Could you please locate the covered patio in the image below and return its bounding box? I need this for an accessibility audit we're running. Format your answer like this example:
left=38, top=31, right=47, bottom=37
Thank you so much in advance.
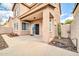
left=20, top=4, right=58, bottom=43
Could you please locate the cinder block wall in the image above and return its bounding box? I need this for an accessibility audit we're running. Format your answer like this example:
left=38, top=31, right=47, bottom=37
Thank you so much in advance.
left=61, top=24, right=70, bottom=38
left=0, top=26, right=12, bottom=34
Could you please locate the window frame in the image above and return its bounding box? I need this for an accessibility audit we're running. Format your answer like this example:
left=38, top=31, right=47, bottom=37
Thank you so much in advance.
left=22, top=22, right=29, bottom=30
left=14, top=22, right=18, bottom=30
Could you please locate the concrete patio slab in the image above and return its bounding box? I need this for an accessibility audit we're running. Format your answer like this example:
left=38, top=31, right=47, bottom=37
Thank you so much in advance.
left=1, top=35, right=42, bottom=47
left=0, top=35, right=79, bottom=56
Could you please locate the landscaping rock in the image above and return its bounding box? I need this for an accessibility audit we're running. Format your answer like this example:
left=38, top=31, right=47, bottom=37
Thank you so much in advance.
left=0, top=35, right=8, bottom=50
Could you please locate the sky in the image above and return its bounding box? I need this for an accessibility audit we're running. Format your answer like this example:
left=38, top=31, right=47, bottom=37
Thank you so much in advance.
left=0, top=3, right=75, bottom=25
left=60, top=3, right=75, bottom=23
left=0, top=3, right=13, bottom=25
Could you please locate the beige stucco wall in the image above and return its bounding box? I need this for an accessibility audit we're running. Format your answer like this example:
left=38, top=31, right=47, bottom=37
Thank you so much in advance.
left=12, top=18, right=30, bottom=35
left=12, top=17, right=22, bottom=35
left=73, top=5, right=79, bottom=17
left=53, top=3, right=60, bottom=24
left=12, top=3, right=60, bottom=43
left=61, top=24, right=70, bottom=38
left=71, top=4, right=79, bottom=52
left=42, top=6, right=58, bottom=43
left=13, top=19, right=42, bottom=36
left=48, top=17, right=56, bottom=42
left=13, top=4, right=20, bottom=17
left=12, top=4, right=30, bottom=35
left=19, top=4, right=30, bottom=16
left=71, top=13, right=79, bottom=46
left=47, top=4, right=60, bottom=42
left=13, top=3, right=30, bottom=17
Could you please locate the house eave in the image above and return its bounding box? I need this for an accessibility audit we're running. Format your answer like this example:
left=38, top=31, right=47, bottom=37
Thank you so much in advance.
left=21, top=3, right=37, bottom=9
left=19, top=4, right=56, bottom=19
left=72, top=3, right=79, bottom=13
left=12, top=3, right=16, bottom=11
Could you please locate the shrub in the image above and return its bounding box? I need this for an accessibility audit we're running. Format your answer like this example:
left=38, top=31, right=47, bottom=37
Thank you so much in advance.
left=57, top=23, right=61, bottom=38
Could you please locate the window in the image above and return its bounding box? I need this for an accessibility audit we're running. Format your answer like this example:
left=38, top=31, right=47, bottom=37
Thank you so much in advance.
left=49, top=20, right=52, bottom=31
left=22, top=23, right=29, bottom=30
left=15, top=9, right=18, bottom=16
left=15, top=7, right=19, bottom=17
left=14, top=22, right=18, bottom=30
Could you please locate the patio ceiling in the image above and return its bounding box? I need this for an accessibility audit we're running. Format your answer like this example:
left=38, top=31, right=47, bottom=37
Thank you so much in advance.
left=21, top=10, right=43, bottom=21
left=21, top=10, right=55, bottom=22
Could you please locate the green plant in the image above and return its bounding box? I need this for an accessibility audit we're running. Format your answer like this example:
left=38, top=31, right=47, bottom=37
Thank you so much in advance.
left=64, top=19, right=73, bottom=24
left=57, top=23, right=61, bottom=38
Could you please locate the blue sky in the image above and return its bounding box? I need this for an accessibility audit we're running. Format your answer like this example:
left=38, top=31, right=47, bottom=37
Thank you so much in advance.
left=61, top=3, right=75, bottom=23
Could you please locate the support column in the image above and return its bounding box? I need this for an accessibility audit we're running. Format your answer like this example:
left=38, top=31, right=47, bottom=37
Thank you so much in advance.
left=42, top=8, right=50, bottom=43
left=49, top=17, right=56, bottom=42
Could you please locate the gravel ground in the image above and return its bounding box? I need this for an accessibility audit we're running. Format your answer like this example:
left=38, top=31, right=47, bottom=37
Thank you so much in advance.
left=49, top=38, right=77, bottom=52
left=0, top=35, right=8, bottom=50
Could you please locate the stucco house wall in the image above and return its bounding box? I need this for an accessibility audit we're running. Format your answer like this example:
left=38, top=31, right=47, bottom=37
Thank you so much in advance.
left=12, top=17, right=21, bottom=35
left=53, top=3, right=60, bottom=24
left=71, top=4, right=79, bottom=52
left=12, top=18, right=30, bottom=35
left=12, top=4, right=30, bottom=35
left=10, top=3, right=61, bottom=43
left=19, top=4, right=30, bottom=16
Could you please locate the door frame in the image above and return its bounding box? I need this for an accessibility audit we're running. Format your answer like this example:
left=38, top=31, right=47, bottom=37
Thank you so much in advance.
left=32, top=24, right=39, bottom=35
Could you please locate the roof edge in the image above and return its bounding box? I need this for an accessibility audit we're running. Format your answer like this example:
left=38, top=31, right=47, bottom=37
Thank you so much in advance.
left=12, top=3, right=16, bottom=11
left=72, top=3, right=79, bottom=13
left=59, top=3, right=61, bottom=14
